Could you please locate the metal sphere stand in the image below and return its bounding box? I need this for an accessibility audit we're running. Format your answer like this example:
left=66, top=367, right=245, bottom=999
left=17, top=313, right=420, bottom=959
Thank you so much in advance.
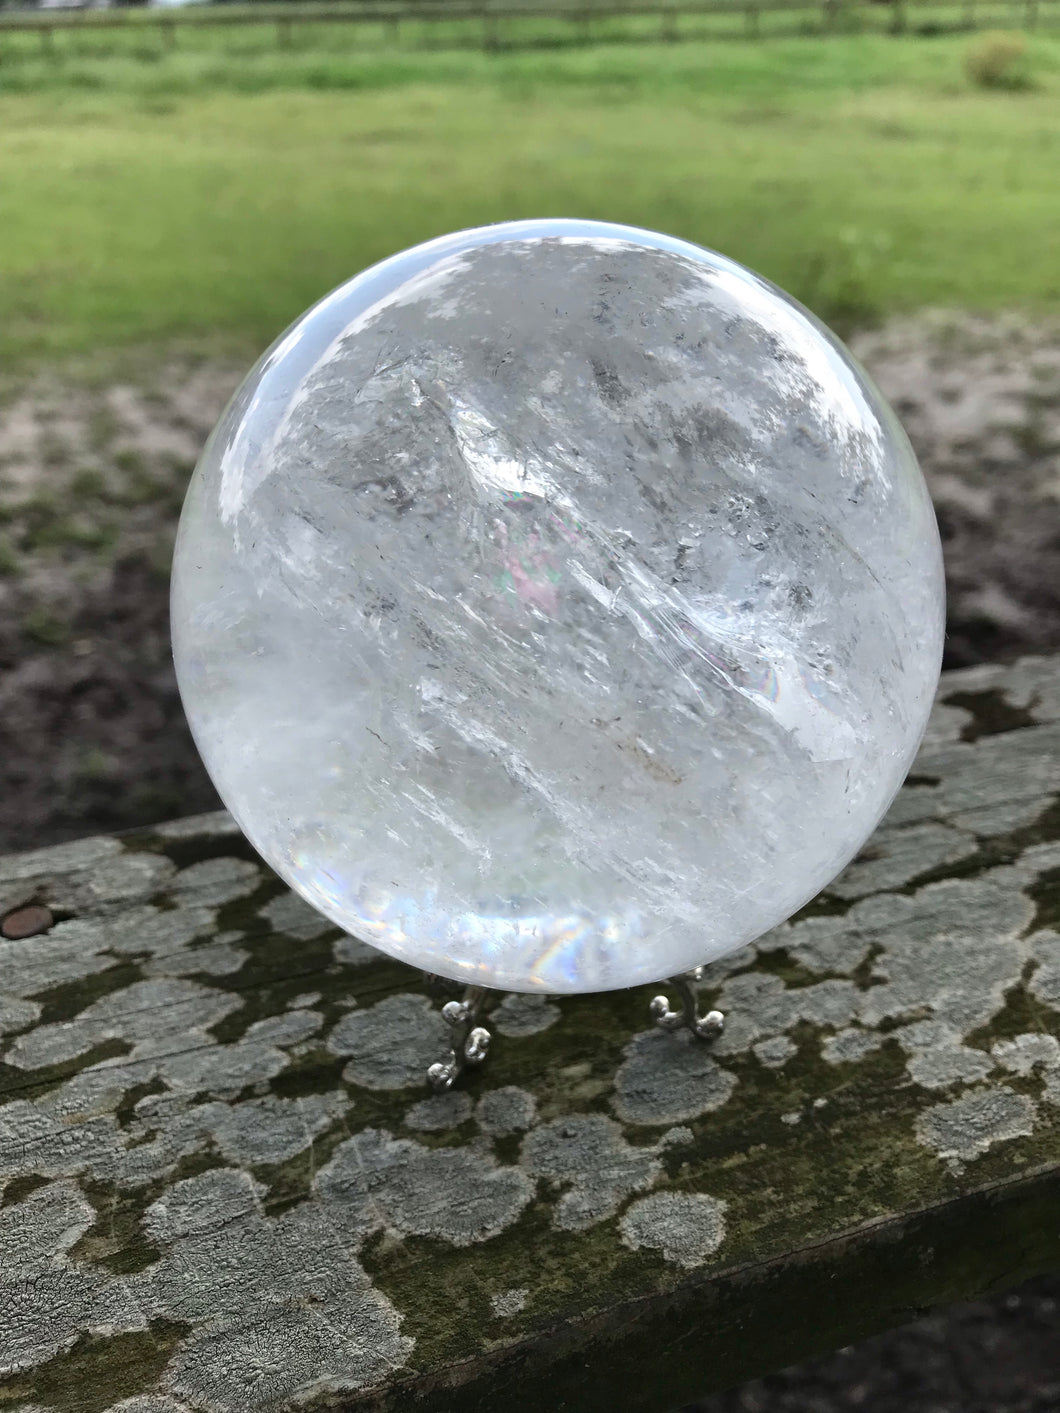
left=422, top=967, right=725, bottom=1091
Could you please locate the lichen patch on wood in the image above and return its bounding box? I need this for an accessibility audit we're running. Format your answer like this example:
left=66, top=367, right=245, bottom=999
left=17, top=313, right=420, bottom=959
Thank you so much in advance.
left=619, top=1191, right=728, bottom=1269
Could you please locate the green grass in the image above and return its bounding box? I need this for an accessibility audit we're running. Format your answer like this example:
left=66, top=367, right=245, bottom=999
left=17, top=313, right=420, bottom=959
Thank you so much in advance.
left=1, top=28, right=1060, bottom=370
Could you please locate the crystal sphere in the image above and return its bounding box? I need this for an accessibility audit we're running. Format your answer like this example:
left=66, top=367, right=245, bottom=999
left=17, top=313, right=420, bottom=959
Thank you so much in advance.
left=171, top=219, right=944, bottom=994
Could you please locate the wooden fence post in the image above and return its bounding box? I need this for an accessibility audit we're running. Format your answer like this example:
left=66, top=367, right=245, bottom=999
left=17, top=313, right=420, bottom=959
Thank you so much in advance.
left=481, top=4, right=499, bottom=50
left=11, top=0, right=1024, bottom=64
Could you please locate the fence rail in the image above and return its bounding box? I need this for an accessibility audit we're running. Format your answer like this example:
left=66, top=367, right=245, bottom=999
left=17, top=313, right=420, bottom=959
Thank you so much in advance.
left=0, top=0, right=1056, bottom=51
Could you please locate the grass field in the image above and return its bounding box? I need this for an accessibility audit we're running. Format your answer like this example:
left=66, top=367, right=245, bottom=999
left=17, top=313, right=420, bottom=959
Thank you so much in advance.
left=2, top=29, right=1060, bottom=371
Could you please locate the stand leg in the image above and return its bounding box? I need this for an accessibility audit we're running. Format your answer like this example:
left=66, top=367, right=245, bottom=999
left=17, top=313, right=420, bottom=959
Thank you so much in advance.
left=423, top=976, right=492, bottom=1090
left=420, top=966, right=720, bottom=1089
left=649, top=967, right=725, bottom=1041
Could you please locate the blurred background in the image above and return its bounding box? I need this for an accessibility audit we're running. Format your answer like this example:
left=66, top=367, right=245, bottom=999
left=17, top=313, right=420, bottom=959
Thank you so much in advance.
left=0, top=0, right=1057, bottom=1404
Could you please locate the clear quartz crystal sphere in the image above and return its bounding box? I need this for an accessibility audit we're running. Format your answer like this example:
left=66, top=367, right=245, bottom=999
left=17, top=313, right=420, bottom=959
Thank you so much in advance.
left=172, top=219, right=944, bottom=994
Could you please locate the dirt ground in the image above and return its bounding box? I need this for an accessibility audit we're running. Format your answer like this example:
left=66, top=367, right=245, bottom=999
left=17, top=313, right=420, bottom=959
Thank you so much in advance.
left=0, top=355, right=239, bottom=850
left=689, top=1273, right=1060, bottom=1413
left=1, top=313, right=1058, bottom=1408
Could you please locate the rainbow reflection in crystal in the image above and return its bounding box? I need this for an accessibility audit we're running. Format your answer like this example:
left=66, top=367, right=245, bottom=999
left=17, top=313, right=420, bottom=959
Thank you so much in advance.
left=171, top=219, right=945, bottom=993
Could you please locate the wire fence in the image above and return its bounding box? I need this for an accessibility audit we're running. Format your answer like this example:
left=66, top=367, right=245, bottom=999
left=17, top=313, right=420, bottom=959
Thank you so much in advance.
left=0, top=0, right=1056, bottom=56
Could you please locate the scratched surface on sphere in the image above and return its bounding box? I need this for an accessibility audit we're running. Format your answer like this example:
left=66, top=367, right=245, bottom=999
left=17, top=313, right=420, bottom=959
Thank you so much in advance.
left=171, top=220, right=944, bottom=993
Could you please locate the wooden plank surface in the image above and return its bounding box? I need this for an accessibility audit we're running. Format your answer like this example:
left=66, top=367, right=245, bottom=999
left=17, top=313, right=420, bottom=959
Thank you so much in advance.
left=1, top=653, right=1059, bottom=1413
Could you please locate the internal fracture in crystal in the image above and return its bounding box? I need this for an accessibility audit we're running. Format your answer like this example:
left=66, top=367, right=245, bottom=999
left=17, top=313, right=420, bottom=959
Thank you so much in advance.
left=171, top=219, right=945, bottom=993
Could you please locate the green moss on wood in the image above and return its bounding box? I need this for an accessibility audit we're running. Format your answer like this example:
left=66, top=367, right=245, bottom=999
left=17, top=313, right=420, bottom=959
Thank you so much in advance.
left=1, top=1172, right=51, bottom=1208
left=0, top=1038, right=130, bottom=1107
left=69, top=1179, right=163, bottom=1276
left=1028, top=859, right=1060, bottom=933
left=944, top=686, right=1039, bottom=742
left=0, top=1324, right=188, bottom=1413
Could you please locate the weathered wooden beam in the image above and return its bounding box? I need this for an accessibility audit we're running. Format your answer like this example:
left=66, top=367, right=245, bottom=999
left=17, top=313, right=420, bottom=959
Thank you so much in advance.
left=1, top=654, right=1058, bottom=1413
